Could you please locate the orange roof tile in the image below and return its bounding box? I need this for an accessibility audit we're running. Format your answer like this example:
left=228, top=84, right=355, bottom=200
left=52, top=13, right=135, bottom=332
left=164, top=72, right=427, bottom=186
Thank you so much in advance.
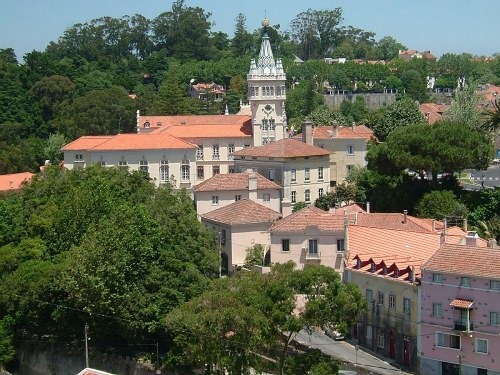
left=419, top=103, right=449, bottom=125
left=449, top=298, right=474, bottom=309
left=233, top=138, right=330, bottom=158
left=312, top=126, right=364, bottom=140
left=329, top=203, right=366, bottom=214
left=62, top=136, right=113, bottom=151
left=155, top=123, right=252, bottom=139
left=193, top=171, right=280, bottom=192
left=139, top=115, right=251, bottom=128
left=348, top=226, right=473, bottom=280
left=422, top=243, right=500, bottom=279
left=201, top=199, right=281, bottom=225
left=0, top=172, right=34, bottom=191
left=62, top=134, right=197, bottom=152
left=270, top=206, right=345, bottom=232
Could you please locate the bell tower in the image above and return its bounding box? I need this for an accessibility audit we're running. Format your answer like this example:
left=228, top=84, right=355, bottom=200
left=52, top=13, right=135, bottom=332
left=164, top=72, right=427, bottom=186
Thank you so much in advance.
left=248, top=18, right=287, bottom=147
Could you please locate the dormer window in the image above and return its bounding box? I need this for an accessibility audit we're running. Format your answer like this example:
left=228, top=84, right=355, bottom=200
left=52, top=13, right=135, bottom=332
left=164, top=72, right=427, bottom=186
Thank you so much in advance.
left=370, top=263, right=376, bottom=272
left=144, top=121, right=150, bottom=128
left=156, top=121, right=162, bottom=127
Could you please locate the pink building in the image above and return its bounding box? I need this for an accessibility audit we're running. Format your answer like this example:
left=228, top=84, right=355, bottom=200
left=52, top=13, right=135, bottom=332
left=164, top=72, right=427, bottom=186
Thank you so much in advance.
left=420, top=238, right=500, bottom=375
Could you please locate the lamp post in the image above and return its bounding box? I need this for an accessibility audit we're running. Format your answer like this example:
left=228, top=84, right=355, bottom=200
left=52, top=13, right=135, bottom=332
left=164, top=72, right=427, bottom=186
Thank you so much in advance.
left=84, top=324, right=89, bottom=368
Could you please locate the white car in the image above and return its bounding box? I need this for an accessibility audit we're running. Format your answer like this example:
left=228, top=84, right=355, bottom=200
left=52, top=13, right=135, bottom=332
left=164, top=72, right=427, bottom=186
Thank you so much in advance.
left=324, top=325, right=345, bottom=340
left=493, top=158, right=500, bottom=165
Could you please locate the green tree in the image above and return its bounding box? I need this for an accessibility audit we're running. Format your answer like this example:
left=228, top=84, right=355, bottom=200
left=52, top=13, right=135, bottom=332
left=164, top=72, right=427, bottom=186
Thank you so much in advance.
left=292, top=201, right=308, bottom=213
left=151, top=67, right=193, bottom=115
left=231, top=13, right=253, bottom=56
left=44, top=133, right=66, bottom=164
left=400, top=69, right=428, bottom=102
left=415, top=190, right=467, bottom=220
left=29, top=75, right=76, bottom=123
left=443, top=82, right=482, bottom=129
left=482, top=98, right=500, bottom=133
left=0, top=317, right=15, bottom=369
left=376, top=36, right=406, bottom=60
left=243, top=244, right=265, bottom=268
left=372, top=97, right=425, bottom=141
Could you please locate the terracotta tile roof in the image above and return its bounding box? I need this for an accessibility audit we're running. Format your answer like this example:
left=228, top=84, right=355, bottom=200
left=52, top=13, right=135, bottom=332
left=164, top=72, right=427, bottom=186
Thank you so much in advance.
left=62, top=136, right=114, bottom=151
left=0, top=172, right=34, bottom=191
left=154, top=122, right=253, bottom=139
left=62, top=134, right=197, bottom=151
left=478, top=84, right=500, bottom=104
left=77, top=368, right=115, bottom=375
left=312, top=126, right=364, bottom=140
left=333, top=212, right=444, bottom=233
left=419, top=103, right=449, bottom=125
left=329, top=203, right=366, bottom=214
left=270, top=206, right=345, bottom=232
left=141, top=115, right=251, bottom=127
left=422, top=243, right=499, bottom=280
left=352, top=125, right=376, bottom=141
left=193, top=171, right=280, bottom=192
left=201, top=199, right=281, bottom=225
left=347, top=226, right=473, bottom=281
left=449, top=298, right=474, bottom=309
left=233, top=138, right=330, bottom=158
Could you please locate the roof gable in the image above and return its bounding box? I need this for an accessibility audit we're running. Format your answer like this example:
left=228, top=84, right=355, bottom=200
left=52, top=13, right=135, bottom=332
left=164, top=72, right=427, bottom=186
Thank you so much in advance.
left=201, top=199, right=281, bottom=225
left=270, top=206, right=345, bottom=232
left=233, top=138, right=330, bottom=158
left=193, top=171, right=280, bottom=192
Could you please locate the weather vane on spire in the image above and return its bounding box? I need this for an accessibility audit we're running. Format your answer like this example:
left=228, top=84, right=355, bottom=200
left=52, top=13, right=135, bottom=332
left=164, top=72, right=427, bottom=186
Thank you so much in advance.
left=261, top=10, right=270, bottom=31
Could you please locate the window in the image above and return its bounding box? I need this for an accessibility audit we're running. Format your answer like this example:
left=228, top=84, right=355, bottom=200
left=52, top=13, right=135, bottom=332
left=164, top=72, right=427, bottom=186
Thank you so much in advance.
left=160, top=160, right=169, bottom=183
left=197, top=145, right=204, bottom=160
left=244, top=144, right=250, bottom=148
left=318, top=166, right=324, bottom=180
left=269, top=168, right=275, bottom=181
left=433, top=273, right=443, bottom=283
left=433, top=303, right=443, bottom=317
left=212, top=196, right=219, bottom=205
left=291, top=169, right=297, bottom=182
left=346, top=164, right=355, bottom=175
left=476, top=338, right=488, bottom=354
left=144, top=121, right=150, bottom=128
left=490, top=312, right=500, bottom=326
left=262, top=119, right=269, bottom=131
left=378, top=292, right=384, bottom=306
left=366, top=325, right=373, bottom=340
left=366, top=289, right=373, bottom=302
left=181, top=161, right=190, bottom=181
left=269, top=119, right=275, bottom=130
left=337, top=239, right=345, bottom=252
left=347, top=145, right=355, bottom=155
left=308, top=239, right=318, bottom=255
left=139, top=160, right=149, bottom=174
left=235, top=194, right=241, bottom=201
left=460, top=276, right=471, bottom=287
left=377, top=330, right=384, bottom=349
left=491, top=280, right=500, bottom=290
left=291, top=191, right=296, bottom=203
left=304, top=168, right=310, bottom=181
left=403, top=298, right=411, bottom=313
left=282, top=239, right=290, bottom=252
left=75, top=154, right=83, bottom=161
left=99, top=160, right=106, bottom=166
left=304, top=189, right=310, bottom=202
left=213, top=166, right=220, bottom=176
left=436, top=333, right=460, bottom=349
left=389, top=295, right=396, bottom=308
left=219, top=229, right=226, bottom=246
left=318, top=188, right=324, bottom=198
left=197, top=166, right=204, bottom=180
left=118, top=160, right=127, bottom=167
left=212, top=144, right=220, bottom=160
left=228, top=144, right=235, bottom=159
left=263, top=193, right=270, bottom=202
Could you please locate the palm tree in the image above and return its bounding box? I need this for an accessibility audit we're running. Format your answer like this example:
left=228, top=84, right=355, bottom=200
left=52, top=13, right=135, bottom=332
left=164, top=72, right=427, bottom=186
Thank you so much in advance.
left=482, top=97, right=500, bottom=133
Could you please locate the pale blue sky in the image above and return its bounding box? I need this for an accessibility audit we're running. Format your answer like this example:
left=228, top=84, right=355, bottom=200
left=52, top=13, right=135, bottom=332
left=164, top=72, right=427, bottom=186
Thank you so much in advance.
left=1, top=0, right=498, bottom=62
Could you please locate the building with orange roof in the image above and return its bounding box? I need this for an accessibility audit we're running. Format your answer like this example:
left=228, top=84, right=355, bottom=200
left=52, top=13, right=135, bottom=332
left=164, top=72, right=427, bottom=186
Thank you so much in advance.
left=420, top=239, right=500, bottom=375
left=0, top=172, right=34, bottom=192
left=419, top=103, right=449, bottom=125
left=193, top=170, right=281, bottom=217
left=188, top=82, right=225, bottom=102
left=62, top=134, right=198, bottom=189
left=270, top=206, right=347, bottom=271
left=201, top=199, right=281, bottom=273
left=233, top=137, right=331, bottom=216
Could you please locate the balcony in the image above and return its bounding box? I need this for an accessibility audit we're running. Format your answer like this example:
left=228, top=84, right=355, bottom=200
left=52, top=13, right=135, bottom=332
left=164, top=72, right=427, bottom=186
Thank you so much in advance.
left=305, top=250, right=321, bottom=260
left=454, top=321, right=473, bottom=332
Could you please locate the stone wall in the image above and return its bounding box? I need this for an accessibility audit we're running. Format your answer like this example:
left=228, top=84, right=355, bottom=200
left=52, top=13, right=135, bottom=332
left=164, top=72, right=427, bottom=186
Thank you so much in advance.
left=324, top=93, right=397, bottom=109
left=12, top=341, right=160, bottom=375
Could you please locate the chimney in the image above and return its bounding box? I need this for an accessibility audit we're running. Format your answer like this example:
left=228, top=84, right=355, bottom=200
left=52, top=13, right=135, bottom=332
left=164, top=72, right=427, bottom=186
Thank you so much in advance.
left=432, top=219, right=436, bottom=231
left=403, top=210, right=408, bottom=224
left=332, top=121, right=338, bottom=137
left=248, top=169, right=258, bottom=200
left=366, top=201, right=370, bottom=213
left=462, top=218, right=468, bottom=232
left=301, top=120, right=313, bottom=145
left=343, top=217, right=350, bottom=259
left=488, top=238, right=498, bottom=248
left=465, top=231, right=479, bottom=247
left=411, top=266, right=416, bottom=283
left=136, top=109, right=140, bottom=134
left=440, top=231, right=446, bottom=246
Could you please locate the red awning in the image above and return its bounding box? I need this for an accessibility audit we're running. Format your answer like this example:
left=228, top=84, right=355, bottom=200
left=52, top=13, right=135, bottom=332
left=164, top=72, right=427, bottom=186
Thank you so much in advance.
left=450, top=298, right=474, bottom=309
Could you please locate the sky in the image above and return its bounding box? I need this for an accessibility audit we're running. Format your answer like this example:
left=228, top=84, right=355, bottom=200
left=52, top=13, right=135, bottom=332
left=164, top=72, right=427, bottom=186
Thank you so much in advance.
left=1, top=0, right=498, bottom=62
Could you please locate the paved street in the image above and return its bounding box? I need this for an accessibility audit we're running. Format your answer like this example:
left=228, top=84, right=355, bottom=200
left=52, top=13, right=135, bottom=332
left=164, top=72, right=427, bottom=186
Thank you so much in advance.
left=463, top=164, right=500, bottom=191
left=294, top=330, right=413, bottom=375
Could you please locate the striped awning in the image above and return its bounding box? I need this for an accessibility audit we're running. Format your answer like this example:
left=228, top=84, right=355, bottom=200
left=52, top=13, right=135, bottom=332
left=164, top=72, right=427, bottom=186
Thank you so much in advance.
left=450, top=298, right=474, bottom=309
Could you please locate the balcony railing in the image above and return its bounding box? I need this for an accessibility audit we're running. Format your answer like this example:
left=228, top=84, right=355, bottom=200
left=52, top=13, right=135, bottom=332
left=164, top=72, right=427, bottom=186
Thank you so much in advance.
left=454, top=321, right=473, bottom=332
left=305, top=251, right=321, bottom=260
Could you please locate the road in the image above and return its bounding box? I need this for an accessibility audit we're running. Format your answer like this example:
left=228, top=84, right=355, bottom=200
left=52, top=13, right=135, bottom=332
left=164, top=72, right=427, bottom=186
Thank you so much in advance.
left=294, top=330, right=412, bottom=375
left=463, top=164, right=500, bottom=191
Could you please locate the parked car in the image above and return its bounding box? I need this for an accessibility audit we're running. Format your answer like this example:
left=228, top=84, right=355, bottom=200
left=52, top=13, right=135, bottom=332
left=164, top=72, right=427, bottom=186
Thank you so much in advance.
left=493, top=158, right=500, bottom=165
left=324, top=325, right=345, bottom=340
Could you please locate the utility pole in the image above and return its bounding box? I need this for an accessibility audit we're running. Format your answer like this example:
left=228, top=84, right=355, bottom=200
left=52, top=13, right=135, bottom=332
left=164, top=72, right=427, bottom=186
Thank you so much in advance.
left=218, top=230, right=222, bottom=278
left=84, top=324, right=89, bottom=368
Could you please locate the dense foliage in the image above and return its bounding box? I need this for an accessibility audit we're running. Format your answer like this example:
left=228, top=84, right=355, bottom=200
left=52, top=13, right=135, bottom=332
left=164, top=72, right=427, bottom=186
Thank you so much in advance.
left=0, top=166, right=219, bottom=364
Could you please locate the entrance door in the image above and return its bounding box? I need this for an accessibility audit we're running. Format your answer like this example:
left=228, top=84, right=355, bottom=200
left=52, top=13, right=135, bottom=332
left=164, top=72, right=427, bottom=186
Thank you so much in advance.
left=403, top=336, right=410, bottom=366
left=389, top=330, right=396, bottom=359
